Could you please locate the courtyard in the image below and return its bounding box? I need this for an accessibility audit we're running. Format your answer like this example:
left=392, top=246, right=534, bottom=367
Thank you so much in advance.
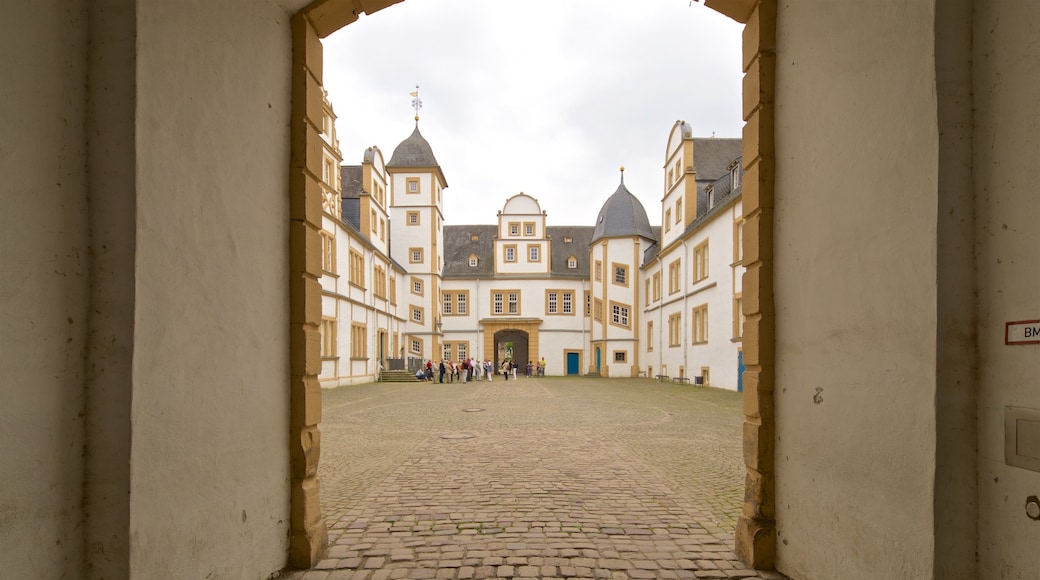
left=284, top=376, right=781, bottom=579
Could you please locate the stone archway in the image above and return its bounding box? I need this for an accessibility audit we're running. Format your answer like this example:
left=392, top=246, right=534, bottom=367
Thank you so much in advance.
left=288, top=0, right=776, bottom=569
left=492, top=329, right=529, bottom=372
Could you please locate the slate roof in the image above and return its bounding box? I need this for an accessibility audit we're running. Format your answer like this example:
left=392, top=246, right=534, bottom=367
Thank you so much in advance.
left=692, top=138, right=742, bottom=182
left=387, top=126, right=441, bottom=169
left=441, top=225, right=595, bottom=279
left=341, top=165, right=363, bottom=198
left=590, top=182, right=657, bottom=244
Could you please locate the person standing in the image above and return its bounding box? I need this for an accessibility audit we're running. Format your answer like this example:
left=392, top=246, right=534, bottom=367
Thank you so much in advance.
left=438, top=360, right=446, bottom=383
left=539, top=357, right=546, bottom=377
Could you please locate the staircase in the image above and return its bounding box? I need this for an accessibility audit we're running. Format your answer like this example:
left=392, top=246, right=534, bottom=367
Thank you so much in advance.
left=584, top=371, right=602, bottom=378
left=379, top=370, right=418, bottom=383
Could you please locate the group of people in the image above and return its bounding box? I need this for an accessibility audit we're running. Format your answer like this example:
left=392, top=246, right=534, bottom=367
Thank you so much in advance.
left=414, top=357, right=547, bottom=383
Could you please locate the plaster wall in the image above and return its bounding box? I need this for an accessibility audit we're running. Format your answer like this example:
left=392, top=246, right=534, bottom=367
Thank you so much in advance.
left=0, top=2, right=89, bottom=577
left=130, top=0, right=292, bottom=576
left=973, top=1, right=1040, bottom=576
left=772, top=2, right=940, bottom=577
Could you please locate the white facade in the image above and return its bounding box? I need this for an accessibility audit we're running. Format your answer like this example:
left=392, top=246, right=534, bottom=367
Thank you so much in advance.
left=320, top=115, right=745, bottom=390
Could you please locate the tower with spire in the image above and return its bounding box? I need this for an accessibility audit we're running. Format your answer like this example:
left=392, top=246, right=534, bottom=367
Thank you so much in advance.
left=387, top=86, right=449, bottom=362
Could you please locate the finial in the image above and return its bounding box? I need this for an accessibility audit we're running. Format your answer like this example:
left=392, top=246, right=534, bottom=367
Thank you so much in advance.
left=620, top=166, right=625, bottom=183
left=410, top=85, right=422, bottom=124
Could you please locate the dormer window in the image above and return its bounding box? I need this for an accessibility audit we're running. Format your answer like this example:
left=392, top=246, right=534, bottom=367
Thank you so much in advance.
left=707, top=186, right=716, bottom=209
left=468, top=253, right=478, bottom=267
left=567, top=255, right=577, bottom=269
left=731, top=165, right=741, bottom=189
left=563, top=236, right=573, bottom=243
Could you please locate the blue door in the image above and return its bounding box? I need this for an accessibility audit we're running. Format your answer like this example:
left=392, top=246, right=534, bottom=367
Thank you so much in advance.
left=566, top=352, right=579, bottom=375
left=595, top=348, right=601, bottom=372
left=737, top=350, right=745, bottom=393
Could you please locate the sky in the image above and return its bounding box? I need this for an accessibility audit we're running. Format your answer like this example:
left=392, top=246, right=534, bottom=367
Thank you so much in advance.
left=321, top=0, right=744, bottom=229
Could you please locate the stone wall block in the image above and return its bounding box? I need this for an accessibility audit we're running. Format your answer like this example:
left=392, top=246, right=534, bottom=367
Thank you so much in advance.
left=742, top=371, right=775, bottom=419
left=303, top=0, right=361, bottom=38
left=291, top=12, right=323, bottom=82
left=290, top=273, right=322, bottom=327
left=735, top=514, right=776, bottom=570
left=289, top=173, right=323, bottom=230
left=743, top=468, right=776, bottom=520
left=741, top=312, right=774, bottom=369
left=742, top=106, right=775, bottom=168
left=742, top=207, right=774, bottom=266
left=743, top=419, right=775, bottom=474
left=290, top=324, right=322, bottom=377
left=289, top=221, right=322, bottom=277
left=290, top=424, right=322, bottom=480
left=289, top=474, right=327, bottom=568
left=290, top=375, right=323, bottom=429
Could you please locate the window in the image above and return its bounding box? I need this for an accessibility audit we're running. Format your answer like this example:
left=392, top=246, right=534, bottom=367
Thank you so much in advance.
left=647, top=321, right=654, bottom=351
left=734, top=217, right=745, bottom=264
left=323, top=159, right=333, bottom=185
left=652, top=272, right=661, bottom=301
left=528, top=245, right=540, bottom=262
left=410, top=337, right=422, bottom=355
left=593, top=298, right=603, bottom=321
left=468, top=254, right=478, bottom=267
left=411, top=277, right=423, bottom=296
left=701, top=366, right=711, bottom=386
left=321, top=317, right=337, bottom=357
left=406, top=178, right=419, bottom=194
left=320, top=230, right=336, bottom=274
left=675, top=198, right=683, bottom=224
left=594, top=260, right=602, bottom=281
left=350, top=323, right=367, bottom=359
left=692, top=304, right=708, bottom=344
left=613, top=351, right=627, bottom=363
left=442, top=291, right=469, bottom=316
left=545, top=290, right=574, bottom=315
left=349, top=250, right=365, bottom=288
left=613, top=263, right=628, bottom=286
left=407, top=211, right=420, bottom=225
left=509, top=222, right=519, bottom=236
left=388, top=276, right=397, bottom=305
left=665, top=209, right=672, bottom=232
left=567, top=255, right=577, bottom=269
left=733, top=295, right=745, bottom=339
left=504, top=245, right=516, bottom=263
left=524, top=222, right=535, bottom=236
left=563, top=236, right=573, bottom=243
left=584, top=291, right=591, bottom=317
left=668, top=260, right=681, bottom=294
left=668, top=312, right=682, bottom=347
left=610, top=301, right=630, bottom=328
left=442, top=341, right=469, bottom=362
left=668, top=168, right=674, bottom=186
left=693, top=240, right=709, bottom=282
left=491, top=290, right=520, bottom=315
left=707, top=186, right=716, bottom=209
left=410, top=305, right=424, bottom=324
left=371, top=209, right=378, bottom=232
left=373, top=265, right=386, bottom=299
left=409, top=247, right=423, bottom=264
left=675, top=161, right=682, bottom=181
left=731, top=164, right=741, bottom=189
left=379, top=218, right=385, bottom=241
left=645, top=279, right=651, bottom=306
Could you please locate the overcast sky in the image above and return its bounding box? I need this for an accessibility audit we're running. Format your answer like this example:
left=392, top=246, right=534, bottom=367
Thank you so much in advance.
left=321, top=0, right=744, bottom=228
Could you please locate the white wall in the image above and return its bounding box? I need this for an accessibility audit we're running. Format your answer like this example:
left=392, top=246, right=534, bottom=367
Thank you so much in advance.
left=974, top=0, right=1040, bottom=576
left=0, top=2, right=89, bottom=577
left=130, top=0, right=292, bottom=576
left=773, top=2, right=940, bottom=577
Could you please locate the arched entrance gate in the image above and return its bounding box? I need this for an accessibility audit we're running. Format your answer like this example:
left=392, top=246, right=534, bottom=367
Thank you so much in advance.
left=493, top=329, right=528, bottom=373
left=287, top=0, right=776, bottom=569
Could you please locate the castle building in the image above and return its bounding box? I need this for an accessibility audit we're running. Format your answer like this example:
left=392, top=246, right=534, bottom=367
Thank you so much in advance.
left=318, top=96, right=745, bottom=389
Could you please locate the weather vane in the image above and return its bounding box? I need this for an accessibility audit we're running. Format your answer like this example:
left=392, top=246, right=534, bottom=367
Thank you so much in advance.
left=409, top=85, right=422, bottom=123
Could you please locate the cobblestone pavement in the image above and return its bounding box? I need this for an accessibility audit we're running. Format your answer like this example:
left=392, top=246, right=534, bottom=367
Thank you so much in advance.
left=281, top=377, right=783, bottom=580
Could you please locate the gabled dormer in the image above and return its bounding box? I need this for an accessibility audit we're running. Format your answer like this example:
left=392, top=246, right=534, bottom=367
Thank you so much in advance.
left=494, top=193, right=550, bottom=277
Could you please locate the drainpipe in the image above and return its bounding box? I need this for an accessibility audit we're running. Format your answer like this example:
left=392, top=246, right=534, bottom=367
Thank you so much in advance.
left=681, top=238, right=689, bottom=378
left=582, top=278, right=589, bottom=373
left=655, top=254, right=664, bottom=374
left=475, top=278, right=481, bottom=360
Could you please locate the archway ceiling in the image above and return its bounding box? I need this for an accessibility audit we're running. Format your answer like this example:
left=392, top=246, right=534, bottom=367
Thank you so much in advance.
left=298, top=0, right=751, bottom=39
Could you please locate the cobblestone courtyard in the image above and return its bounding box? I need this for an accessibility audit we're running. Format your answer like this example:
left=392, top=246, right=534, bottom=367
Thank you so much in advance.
left=283, top=377, right=780, bottom=579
